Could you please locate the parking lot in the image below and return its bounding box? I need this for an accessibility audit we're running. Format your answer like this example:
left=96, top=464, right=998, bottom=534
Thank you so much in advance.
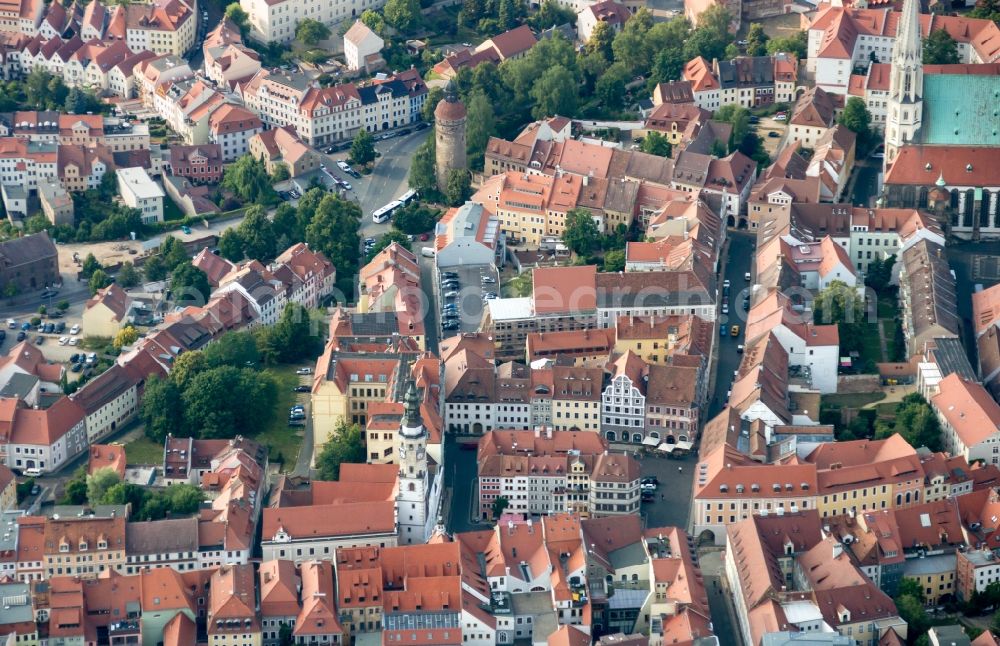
left=437, top=264, right=499, bottom=336
left=756, top=115, right=788, bottom=157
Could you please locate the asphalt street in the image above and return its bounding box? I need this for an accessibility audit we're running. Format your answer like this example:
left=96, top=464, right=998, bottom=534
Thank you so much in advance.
left=708, top=232, right=755, bottom=420
left=353, top=129, right=432, bottom=239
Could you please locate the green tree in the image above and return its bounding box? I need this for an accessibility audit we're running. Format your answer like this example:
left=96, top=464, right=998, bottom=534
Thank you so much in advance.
left=142, top=254, right=167, bottom=282
left=596, top=63, right=629, bottom=110
left=838, top=96, right=875, bottom=156
left=170, top=351, right=208, bottom=391
left=61, top=469, right=88, bottom=504
left=218, top=228, right=245, bottom=262
left=88, top=269, right=111, bottom=295
left=81, top=253, right=102, bottom=279
left=612, top=29, right=649, bottom=76
left=586, top=20, right=615, bottom=60
left=640, top=131, right=672, bottom=157
left=715, top=104, right=752, bottom=149
left=278, top=624, right=294, bottom=646
left=224, top=3, right=251, bottom=37
left=422, top=87, right=443, bottom=122
left=393, top=203, right=439, bottom=234
left=117, top=261, right=139, bottom=288
left=724, top=43, right=740, bottom=60
left=970, top=0, right=1000, bottom=21
left=113, top=326, right=139, bottom=350
left=384, top=0, right=420, bottom=32
left=465, top=90, right=495, bottom=170
left=683, top=5, right=733, bottom=62
left=316, top=420, right=366, bottom=480
left=221, top=154, right=276, bottom=204
left=766, top=30, right=808, bottom=59
left=746, top=23, right=769, bottom=56
left=170, top=263, right=210, bottom=306
left=923, top=28, right=960, bottom=65
left=530, top=65, right=578, bottom=119
left=498, top=0, right=521, bottom=29
left=896, top=594, right=929, bottom=637
left=874, top=394, right=942, bottom=451
left=648, top=18, right=692, bottom=84
left=237, top=205, right=277, bottom=261
left=864, top=254, right=895, bottom=294
left=270, top=164, right=290, bottom=183
left=204, top=331, right=260, bottom=368
left=366, top=230, right=411, bottom=262
left=529, top=0, right=576, bottom=29
left=491, top=496, right=510, bottom=518
left=710, top=139, right=728, bottom=157
left=445, top=169, right=472, bottom=206
left=160, top=236, right=190, bottom=271
left=271, top=203, right=300, bottom=244
left=360, top=9, right=385, bottom=35
left=603, top=249, right=626, bottom=272
left=897, top=578, right=926, bottom=603
left=142, top=374, right=181, bottom=442
left=86, top=468, right=121, bottom=506
left=182, top=366, right=276, bottom=439
left=257, top=303, right=321, bottom=364
left=562, top=209, right=602, bottom=257
left=305, top=194, right=361, bottom=296
left=502, top=33, right=577, bottom=103
left=350, top=129, right=377, bottom=167
left=295, top=18, right=330, bottom=45
left=56, top=300, right=69, bottom=312
left=410, top=137, right=438, bottom=195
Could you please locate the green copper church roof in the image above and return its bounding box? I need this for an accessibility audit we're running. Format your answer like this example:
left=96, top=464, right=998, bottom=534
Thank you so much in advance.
left=922, top=74, right=1000, bottom=146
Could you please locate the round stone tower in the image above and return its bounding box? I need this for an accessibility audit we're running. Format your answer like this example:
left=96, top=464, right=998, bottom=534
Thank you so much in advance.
left=434, top=81, right=467, bottom=192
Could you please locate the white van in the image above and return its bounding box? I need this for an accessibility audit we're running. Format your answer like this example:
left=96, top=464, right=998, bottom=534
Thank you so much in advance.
left=23, top=467, right=41, bottom=477
left=421, top=247, right=435, bottom=258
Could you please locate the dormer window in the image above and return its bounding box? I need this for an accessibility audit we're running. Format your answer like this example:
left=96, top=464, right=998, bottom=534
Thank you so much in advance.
left=79, top=540, right=88, bottom=551
left=59, top=543, right=69, bottom=553
left=98, top=540, right=107, bottom=550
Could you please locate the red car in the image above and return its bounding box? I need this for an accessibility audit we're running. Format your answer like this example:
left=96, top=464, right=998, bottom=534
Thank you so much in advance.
left=420, top=233, right=429, bottom=241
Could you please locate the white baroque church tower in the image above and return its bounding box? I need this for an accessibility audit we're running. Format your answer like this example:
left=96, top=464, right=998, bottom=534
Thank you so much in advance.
left=885, top=0, right=924, bottom=166
left=396, top=380, right=443, bottom=545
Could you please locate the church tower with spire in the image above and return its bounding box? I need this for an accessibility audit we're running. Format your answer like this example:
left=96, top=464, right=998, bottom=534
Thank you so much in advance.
left=396, top=380, right=429, bottom=545
left=885, top=0, right=924, bottom=165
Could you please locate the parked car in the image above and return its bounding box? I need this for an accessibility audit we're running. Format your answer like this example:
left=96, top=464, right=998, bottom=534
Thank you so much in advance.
left=69, top=353, right=80, bottom=363
left=71, top=362, right=83, bottom=372
left=55, top=322, right=65, bottom=333
left=35, top=336, right=43, bottom=345
left=6, top=319, right=15, bottom=329
left=641, top=476, right=659, bottom=485
left=68, top=337, right=79, bottom=346
left=70, top=324, right=81, bottom=335
left=58, top=336, right=68, bottom=345
left=420, top=233, right=429, bottom=241
left=731, top=325, right=740, bottom=337
left=296, top=367, right=312, bottom=375
left=181, top=225, right=192, bottom=235
left=0, top=330, right=5, bottom=342
left=20, top=323, right=30, bottom=331
left=767, top=131, right=780, bottom=138
left=294, top=385, right=310, bottom=392
left=42, top=323, right=54, bottom=334
left=481, top=276, right=496, bottom=284
left=415, top=122, right=429, bottom=130
left=16, top=331, right=25, bottom=342
left=737, top=344, right=745, bottom=353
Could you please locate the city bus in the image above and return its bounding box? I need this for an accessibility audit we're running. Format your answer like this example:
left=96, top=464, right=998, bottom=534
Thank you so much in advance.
left=398, top=189, right=418, bottom=206
left=372, top=200, right=402, bottom=224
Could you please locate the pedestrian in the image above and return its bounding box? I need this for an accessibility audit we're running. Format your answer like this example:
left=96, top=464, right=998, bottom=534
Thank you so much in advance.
left=660, top=494, right=664, bottom=500
left=678, top=466, right=683, bottom=474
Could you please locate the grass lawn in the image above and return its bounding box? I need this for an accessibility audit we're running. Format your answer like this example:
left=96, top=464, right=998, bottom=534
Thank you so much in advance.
left=251, top=365, right=305, bottom=468
left=822, top=392, right=886, bottom=409
left=124, top=436, right=164, bottom=465
left=857, top=322, right=883, bottom=370
left=877, top=294, right=900, bottom=320
left=875, top=402, right=900, bottom=418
